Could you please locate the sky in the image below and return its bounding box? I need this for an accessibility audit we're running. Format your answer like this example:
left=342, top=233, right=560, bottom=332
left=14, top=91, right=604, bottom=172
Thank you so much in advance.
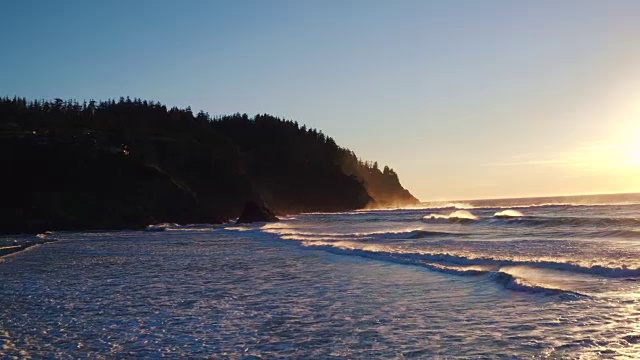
left=2, top=0, right=640, bottom=201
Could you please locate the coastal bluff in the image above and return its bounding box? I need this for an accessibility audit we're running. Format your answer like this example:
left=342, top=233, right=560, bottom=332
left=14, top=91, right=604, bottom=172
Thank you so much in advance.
left=0, top=97, right=419, bottom=233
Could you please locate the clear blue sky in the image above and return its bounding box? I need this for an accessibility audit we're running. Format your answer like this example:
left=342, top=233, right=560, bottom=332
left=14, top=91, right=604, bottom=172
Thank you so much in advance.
left=2, top=0, right=640, bottom=200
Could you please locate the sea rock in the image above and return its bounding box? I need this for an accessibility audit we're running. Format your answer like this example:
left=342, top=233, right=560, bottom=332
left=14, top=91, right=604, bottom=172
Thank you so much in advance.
left=236, top=200, right=279, bottom=224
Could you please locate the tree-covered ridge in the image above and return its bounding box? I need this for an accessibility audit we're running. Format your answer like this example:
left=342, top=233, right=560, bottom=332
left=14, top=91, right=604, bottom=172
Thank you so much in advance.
left=0, top=96, right=418, bottom=232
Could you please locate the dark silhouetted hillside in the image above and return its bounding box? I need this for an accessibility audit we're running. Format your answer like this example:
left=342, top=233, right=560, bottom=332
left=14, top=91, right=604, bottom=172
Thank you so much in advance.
left=0, top=96, right=419, bottom=233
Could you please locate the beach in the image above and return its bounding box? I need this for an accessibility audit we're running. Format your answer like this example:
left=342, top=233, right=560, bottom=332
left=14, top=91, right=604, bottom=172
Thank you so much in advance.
left=2, top=195, right=640, bottom=358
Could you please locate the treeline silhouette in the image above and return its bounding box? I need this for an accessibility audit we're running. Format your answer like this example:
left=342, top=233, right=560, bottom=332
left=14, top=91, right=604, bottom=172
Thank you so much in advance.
left=0, top=96, right=418, bottom=233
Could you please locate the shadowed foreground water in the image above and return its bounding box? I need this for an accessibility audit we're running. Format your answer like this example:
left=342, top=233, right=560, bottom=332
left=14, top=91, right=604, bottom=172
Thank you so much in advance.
left=1, top=228, right=639, bottom=358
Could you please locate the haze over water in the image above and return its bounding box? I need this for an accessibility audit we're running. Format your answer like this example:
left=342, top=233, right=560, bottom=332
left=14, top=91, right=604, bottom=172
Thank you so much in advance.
left=2, top=193, right=639, bottom=357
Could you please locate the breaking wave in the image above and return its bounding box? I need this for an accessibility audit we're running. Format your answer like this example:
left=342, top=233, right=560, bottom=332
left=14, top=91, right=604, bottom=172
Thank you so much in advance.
left=491, top=216, right=640, bottom=227
left=419, top=211, right=639, bottom=229
left=419, top=202, right=476, bottom=210
left=423, top=210, right=478, bottom=223
left=146, top=223, right=178, bottom=231
left=147, top=223, right=219, bottom=232
left=487, top=272, right=586, bottom=299
left=337, top=249, right=640, bottom=278
left=258, top=226, right=464, bottom=242
left=493, top=209, right=524, bottom=218
left=306, top=245, right=589, bottom=299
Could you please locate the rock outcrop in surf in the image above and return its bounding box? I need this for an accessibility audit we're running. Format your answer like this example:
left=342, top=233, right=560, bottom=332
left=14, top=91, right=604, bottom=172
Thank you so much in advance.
left=236, top=200, right=279, bottom=224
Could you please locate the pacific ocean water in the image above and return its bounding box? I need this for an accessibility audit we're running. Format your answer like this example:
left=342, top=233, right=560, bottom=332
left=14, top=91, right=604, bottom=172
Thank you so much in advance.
left=1, top=193, right=640, bottom=358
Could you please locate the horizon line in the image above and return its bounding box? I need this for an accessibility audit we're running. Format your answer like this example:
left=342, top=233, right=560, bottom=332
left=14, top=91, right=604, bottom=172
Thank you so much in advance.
left=421, top=191, right=640, bottom=203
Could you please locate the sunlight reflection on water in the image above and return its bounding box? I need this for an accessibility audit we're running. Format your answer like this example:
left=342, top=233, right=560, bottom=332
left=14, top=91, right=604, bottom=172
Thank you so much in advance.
left=0, top=229, right=638, bottom=357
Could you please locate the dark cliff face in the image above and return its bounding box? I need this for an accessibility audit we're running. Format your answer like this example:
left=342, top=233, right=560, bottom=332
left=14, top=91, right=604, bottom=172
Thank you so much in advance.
left=1, top=138, right=213, bottom=233
left=0, top=97, right=418, bottom=233
left=357, top=167, right=420, bottom=208
left=212, top=114, right=375, bottom=214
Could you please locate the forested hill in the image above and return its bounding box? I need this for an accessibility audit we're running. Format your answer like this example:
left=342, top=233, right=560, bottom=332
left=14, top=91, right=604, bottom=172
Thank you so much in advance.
left=0, top=96, right=419, bottom=233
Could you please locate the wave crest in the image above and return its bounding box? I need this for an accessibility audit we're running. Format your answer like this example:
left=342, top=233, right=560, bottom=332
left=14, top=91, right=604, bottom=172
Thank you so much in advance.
left=261, top=226, right=462, bottom=242
left=491, top=216, right=639, bottom=227
left=423, top=210, right=478, bottom=223
left=147, top=223, right=218, bottom=232
left=308, top=245, right=589, bottom=298
left=493, top=209, right=524, bottom=218
left=301, top=243, right=640, bottom=278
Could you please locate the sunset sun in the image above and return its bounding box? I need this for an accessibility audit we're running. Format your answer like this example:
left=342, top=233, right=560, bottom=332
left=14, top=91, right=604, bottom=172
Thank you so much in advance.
left=619, top=122, right=640, bottom=168
left=629, top=144, right=640, bottom=166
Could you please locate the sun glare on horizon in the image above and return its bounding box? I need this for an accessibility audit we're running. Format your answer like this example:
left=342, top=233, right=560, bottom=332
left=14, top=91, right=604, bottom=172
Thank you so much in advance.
left=609, top=112, right=640, bottom=191
left=559, top=89, right=640, bottom=176
left=611, top=105, right=640, bottom=169
left=483, top=92, right=640, bottom=198
left=624, top=125, right=640, bottom=167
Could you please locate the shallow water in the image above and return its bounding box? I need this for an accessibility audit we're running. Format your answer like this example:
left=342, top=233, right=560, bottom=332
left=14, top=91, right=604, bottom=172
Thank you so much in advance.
left=1, top=193, right=640, bottom=357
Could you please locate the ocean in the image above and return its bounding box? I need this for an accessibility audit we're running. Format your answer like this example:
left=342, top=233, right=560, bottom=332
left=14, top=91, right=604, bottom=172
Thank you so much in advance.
left=1, top=193, right=639, bottom=358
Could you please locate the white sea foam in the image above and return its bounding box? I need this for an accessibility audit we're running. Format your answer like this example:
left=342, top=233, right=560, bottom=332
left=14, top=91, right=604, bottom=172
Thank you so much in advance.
left=301, top=244, right=640, bottom=279
left=493, top=209, right=524, bottom=217
left=305, top=244, right=590, bottom=298
left=4, top=197, right=640, bottom=357
left=423, top=210, right=478, bottom=221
